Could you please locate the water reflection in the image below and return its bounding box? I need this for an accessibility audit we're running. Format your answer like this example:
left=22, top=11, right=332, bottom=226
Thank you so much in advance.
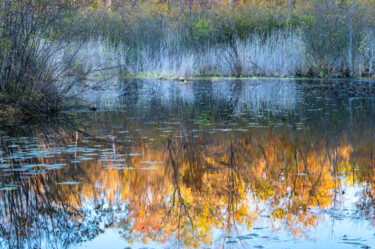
left=0, top=79, right=375, bottom=249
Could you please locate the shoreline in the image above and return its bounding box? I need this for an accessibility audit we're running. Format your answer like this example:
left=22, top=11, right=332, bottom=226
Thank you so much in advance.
left=118, top=75, right=375, bottom=82
left=1, top=77, right=375, bottom=119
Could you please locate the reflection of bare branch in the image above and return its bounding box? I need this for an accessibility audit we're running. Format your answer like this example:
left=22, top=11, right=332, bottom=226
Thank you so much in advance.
left=166, top=138, right=194, bottom=234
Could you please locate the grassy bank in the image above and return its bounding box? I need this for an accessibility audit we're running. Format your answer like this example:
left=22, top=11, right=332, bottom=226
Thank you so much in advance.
left=72, top=0, right=375, bottom=79
left=76, top=30, right=375, bottom=79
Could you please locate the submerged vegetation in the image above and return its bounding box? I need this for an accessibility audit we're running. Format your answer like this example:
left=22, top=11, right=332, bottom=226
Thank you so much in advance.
left=1, top=0, right=375, bottom=114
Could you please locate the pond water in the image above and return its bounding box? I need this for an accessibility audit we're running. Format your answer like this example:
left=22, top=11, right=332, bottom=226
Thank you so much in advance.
left=0, top=79, right=375, bottom=249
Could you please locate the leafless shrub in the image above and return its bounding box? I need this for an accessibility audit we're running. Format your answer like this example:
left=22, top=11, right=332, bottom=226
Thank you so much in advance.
left=0, top=0, right=89, bottom=114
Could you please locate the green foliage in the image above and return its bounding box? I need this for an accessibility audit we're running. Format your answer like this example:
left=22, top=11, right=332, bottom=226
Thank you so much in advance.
left=90, top=1, right=99, bottom=9
left=193, top=19, right=212, bottom=41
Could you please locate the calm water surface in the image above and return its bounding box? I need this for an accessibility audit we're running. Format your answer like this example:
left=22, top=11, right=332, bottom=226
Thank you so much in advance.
left=0, top=79, right=375, bottom=249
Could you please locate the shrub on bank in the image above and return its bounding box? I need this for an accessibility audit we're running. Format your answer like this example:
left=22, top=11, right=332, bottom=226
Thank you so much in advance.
left=0, top=0, right=89, bottom=114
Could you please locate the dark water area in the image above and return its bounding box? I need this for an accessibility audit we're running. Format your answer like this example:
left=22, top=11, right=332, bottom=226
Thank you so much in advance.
left=0, top=79, right=375, bottom=249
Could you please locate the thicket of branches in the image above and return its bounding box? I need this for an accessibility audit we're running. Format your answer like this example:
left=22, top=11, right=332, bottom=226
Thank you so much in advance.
left=0, top=0, right=88, bottom=114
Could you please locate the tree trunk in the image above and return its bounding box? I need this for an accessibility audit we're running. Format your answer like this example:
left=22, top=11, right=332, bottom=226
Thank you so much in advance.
left=349, top=0, right=355, bottom=77
left=105, top=0, right=112, bottom=9
left=290, top=0, right=293, bottom=15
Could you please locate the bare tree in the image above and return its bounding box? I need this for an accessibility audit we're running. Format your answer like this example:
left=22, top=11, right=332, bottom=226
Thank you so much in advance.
left=349, top=0, right=355, bottom=77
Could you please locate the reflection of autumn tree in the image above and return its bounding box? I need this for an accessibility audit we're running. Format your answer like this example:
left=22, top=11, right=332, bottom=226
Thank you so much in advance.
left=1, top=102, right=375, bottom=248
left=356, top=185, right=375, bottom=227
